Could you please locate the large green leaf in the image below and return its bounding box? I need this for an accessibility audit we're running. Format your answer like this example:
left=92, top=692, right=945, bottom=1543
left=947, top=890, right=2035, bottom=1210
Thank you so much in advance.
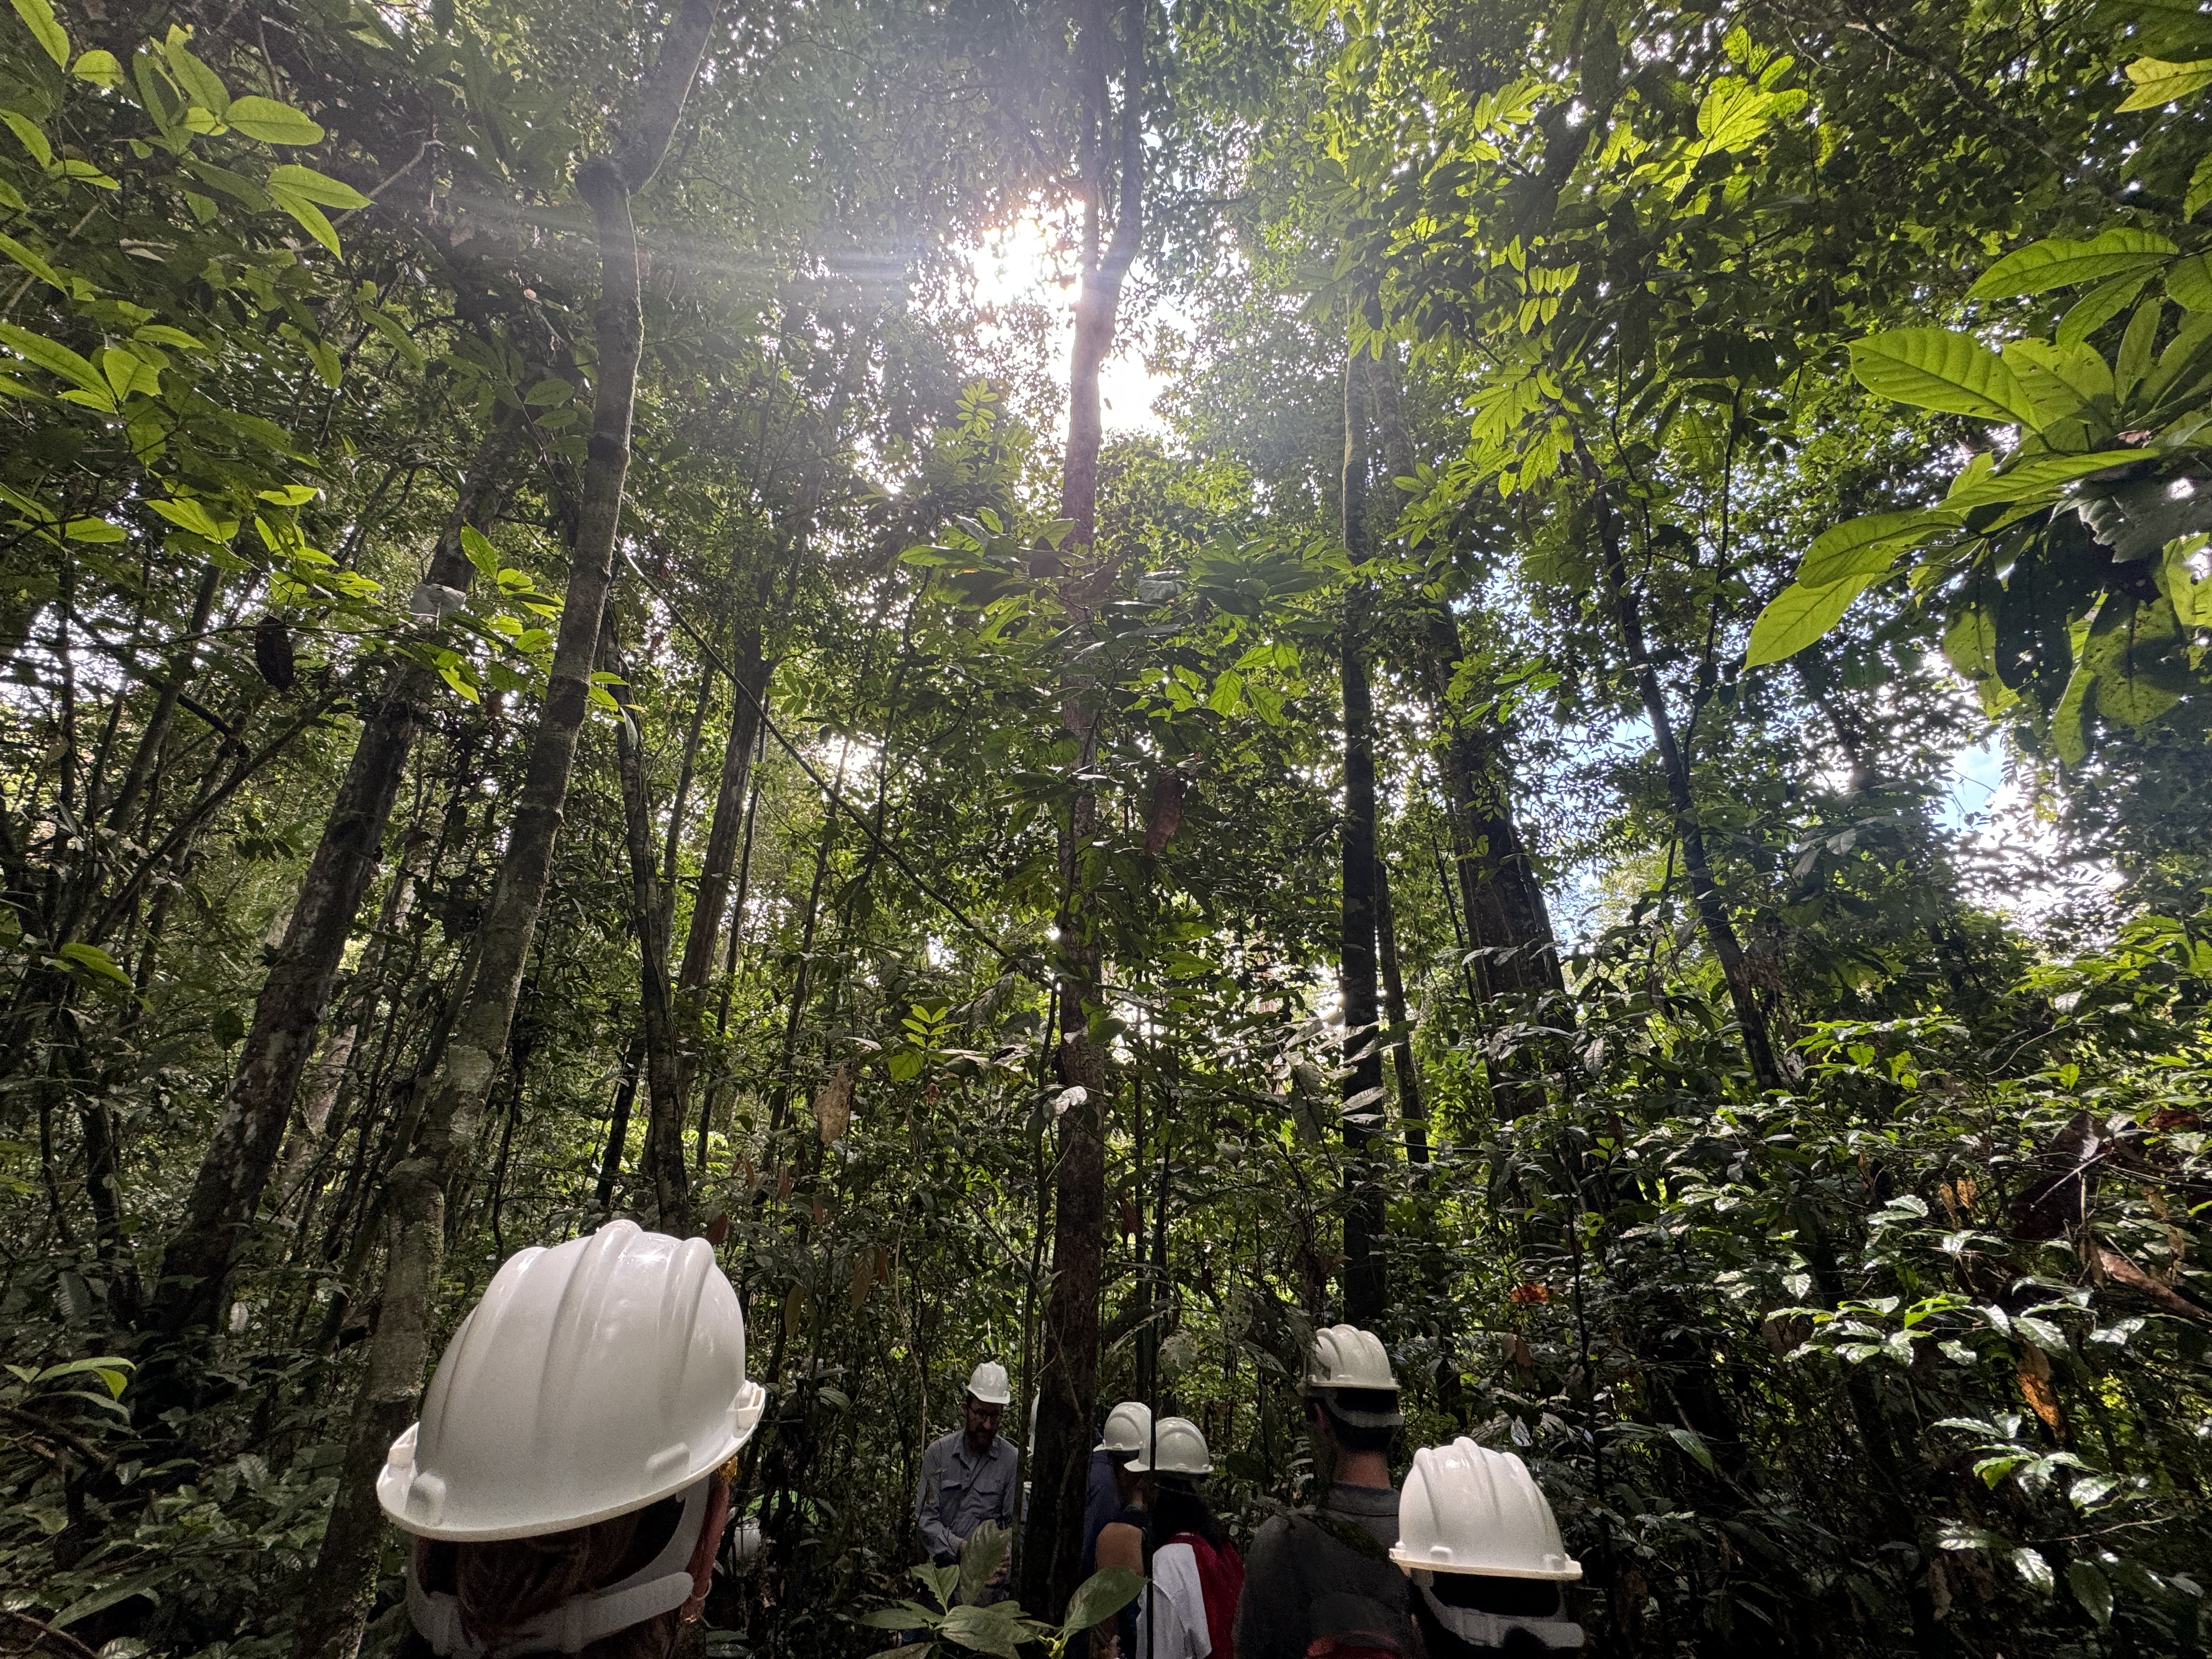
left=1746, top=571, right=1882, bottom=667
left=224, top=95, right=324, bottom=145
left=1850, top=329, right=2039, bottom=425
left=2119, top=55, right=2212, bottom=111
left=0, top=321, right=105, bottom=398
left=2069, top=1561, right=2115, bottom=1627
left=1062, top=1567, right=1146, bottom=1634
left=10, top=0, right=68, bottom=67
left=1799, top=510, right=1954, bottom=587
left=1942, top=450, right=2142, bottom=512
left=938, top=1603, right=1028, bottom=1659
left=1970, top=230, right=2177, bottom=301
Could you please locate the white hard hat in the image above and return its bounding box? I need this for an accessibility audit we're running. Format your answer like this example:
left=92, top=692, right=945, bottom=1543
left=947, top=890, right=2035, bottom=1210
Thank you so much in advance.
left=1391, top=1438, right=1582, bottom=1581
left=1126, top=1414, right=1211, bottom=1476
left=1307, top=1324, right=1400, bottom=1392
left=1100, top=1400, right=1153, bottom=1454
left=377, top=1220, right=766, bottom=1542
left=966, top=1361, right=1013, bottom=1406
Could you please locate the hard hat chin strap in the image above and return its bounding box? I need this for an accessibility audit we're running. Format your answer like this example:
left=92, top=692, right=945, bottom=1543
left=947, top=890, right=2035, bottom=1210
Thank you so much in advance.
left=408, top=1477, right=715, bottom=1658
left=1418, top=1583, right=1584, bottom=1653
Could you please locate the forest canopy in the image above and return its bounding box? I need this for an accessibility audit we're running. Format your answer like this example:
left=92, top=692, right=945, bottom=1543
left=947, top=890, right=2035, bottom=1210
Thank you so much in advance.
left=3, top=0, right=2211, bottom=1653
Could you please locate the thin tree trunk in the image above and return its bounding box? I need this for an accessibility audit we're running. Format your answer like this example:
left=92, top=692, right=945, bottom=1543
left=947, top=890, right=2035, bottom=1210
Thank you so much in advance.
left=594, top=1033, right=647, bottom=1212
left=279, top=825, right=435, bottom=1210
left=292, top=13, right=720, bottom=1653
left=149, top=419, right=520, bottom=1342
left=1577, top=443, right=1782, bottom=1093
left=1021, top=0, right=1144, bottom=1622
left=609, top=616, right=689, bottom=1232
left=1338, top=349, right=1386, bottom=1327
left=674, top=627, right=768, bottom=1040
left=1374, top=855, right=1427, bottom=1169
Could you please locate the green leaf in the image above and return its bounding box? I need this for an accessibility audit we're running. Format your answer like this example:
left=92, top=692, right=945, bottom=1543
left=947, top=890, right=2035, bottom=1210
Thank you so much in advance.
left=0, top=322, right=104, bottom=398
left=33, top=1355, right=133, bottom=1395
left=71, top=47, right=119, bottom=85
left=859, top=1604, right=941, bottom=1629
left=938, top=1605, right=1029, bottom=1659
left=2117, top=297, right=2164, bottom=402
left=2192, top=151, right=2212, bottom=219
left=1668, top=1426, right=1718, bottom=1471
left=50, top=1567, right=177, bottom=1630
left=2069, top=1560, right=2114, bottom=1626
left=64, top=516, right=125, bottom=541
left=223, top=95, right=324, bottom=145
left=10, top=0, right=68, bottom=67
left=148, top=497, right=231, bottom=540
left=525, top=376, right=577, bottom=407
left=2011, top=1547, right=2056, bottom=1597
left=268, top=186, right=340, bottom=255
left=2119, top=55, right=2212, bottom=111
left=957, top=1521, right=1009, bottom=1607
left=1061, top=1567, right=1145, bottom=1634
left=0, top=232, right=61, bottom=292
left=1942, top=450, right=2143, bottom=512
left=163, top=40, right=228, bottom=115
left=1799, top=510, right=1954, bottom=587
left=55, top=941, right=132, bottom=991
left=1, top=109, right=52, bottom=168
left=2058, top=273, right=2151, bottom=346
left=1746, top=571, right=1882, bottom=667
left=2158, top=533, right=2212, bottom=625
left=2169, top=252, right=2212, bottom=310
left=1850, top=329, right=2040, bottom=425
left=257, top=484, right=318, bottom=506
left=268, top=161, right=369, bottom=208
left=1970, top=230, right=2177, bottom=301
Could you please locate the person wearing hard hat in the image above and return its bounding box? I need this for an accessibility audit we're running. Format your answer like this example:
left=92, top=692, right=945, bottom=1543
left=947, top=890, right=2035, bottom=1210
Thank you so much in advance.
left=1094, top=1416, right=1244, bottom=1659
left=1391, top=1438, right=1583, bottom=1655
left=1085, top=1400, right=1154, bottom=1573
left=916, top=1360, right=1020, bottom=1574
left=1233, top=1325, right=1417, bottom=1659
left=377, top=1220, right=767, bottom=1659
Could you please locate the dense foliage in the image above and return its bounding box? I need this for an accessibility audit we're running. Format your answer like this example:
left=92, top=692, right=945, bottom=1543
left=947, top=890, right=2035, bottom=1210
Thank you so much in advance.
left=4, top=0, right=2211, bottom=1655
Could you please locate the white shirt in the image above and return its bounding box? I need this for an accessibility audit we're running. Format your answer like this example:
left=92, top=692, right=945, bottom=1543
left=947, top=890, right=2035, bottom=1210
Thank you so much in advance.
left=1135, top=1539, right=1211, bottom=1659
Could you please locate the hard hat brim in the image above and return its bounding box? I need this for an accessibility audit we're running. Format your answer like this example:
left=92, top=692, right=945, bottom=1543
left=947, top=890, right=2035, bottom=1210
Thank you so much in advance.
left=377, top=1378, right=766, bottom=1542
left=1390, top=1548, right=1584, bottom=1582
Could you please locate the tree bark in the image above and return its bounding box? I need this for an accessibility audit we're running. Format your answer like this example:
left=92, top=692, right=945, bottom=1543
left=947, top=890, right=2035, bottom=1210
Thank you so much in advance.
left=674, top=626, right=768, bottom=1036
left=279, top=825, right=434, bottom=1211
left=609, top=616, right=690, bottom=1232
left=1338, top=350, right=1387, bottom=1326
left=594, top=1032, right=647, bottom=1212
left=1020, top=0, right=1144, bottom=1623
left=292, top=11, right=721, bottom=1654
left=1577, top=443, right=1783, bottom=1093
left=149, top=419, right=519, bottom=1342
left=1374, top=855, right=1427, bottom=1168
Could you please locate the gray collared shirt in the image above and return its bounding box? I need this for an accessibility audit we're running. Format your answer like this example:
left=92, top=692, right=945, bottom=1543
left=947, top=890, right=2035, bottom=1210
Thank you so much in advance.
left=915, top=1428, right=1019, bottom=1561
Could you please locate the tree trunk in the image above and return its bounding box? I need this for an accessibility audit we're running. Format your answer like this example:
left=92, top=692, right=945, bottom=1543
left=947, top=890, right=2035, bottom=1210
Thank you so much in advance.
left=674, top=626, right=769, bottom=1042
left=609, top=616, right=690, bottom=1232
left=291, top=12, right=721, bottom=1653
left=149, top=419, right=520, bottom=1342
left=1577, top=443, right=1783, bottom=1093
left=1020, top=0, right=1144, bottom=1623
left=594, top=1032, right=647, bottom=1212
left=1338, top=350, right=1387, bottom=1327
left=279, top=825, right=434, bottom=1211
left=1374, top=855, right=1427, bottom=1169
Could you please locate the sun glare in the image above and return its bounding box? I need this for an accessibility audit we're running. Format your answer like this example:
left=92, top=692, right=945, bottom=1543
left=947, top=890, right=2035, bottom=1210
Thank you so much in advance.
left=968, top=210, right=1167, bottom=436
